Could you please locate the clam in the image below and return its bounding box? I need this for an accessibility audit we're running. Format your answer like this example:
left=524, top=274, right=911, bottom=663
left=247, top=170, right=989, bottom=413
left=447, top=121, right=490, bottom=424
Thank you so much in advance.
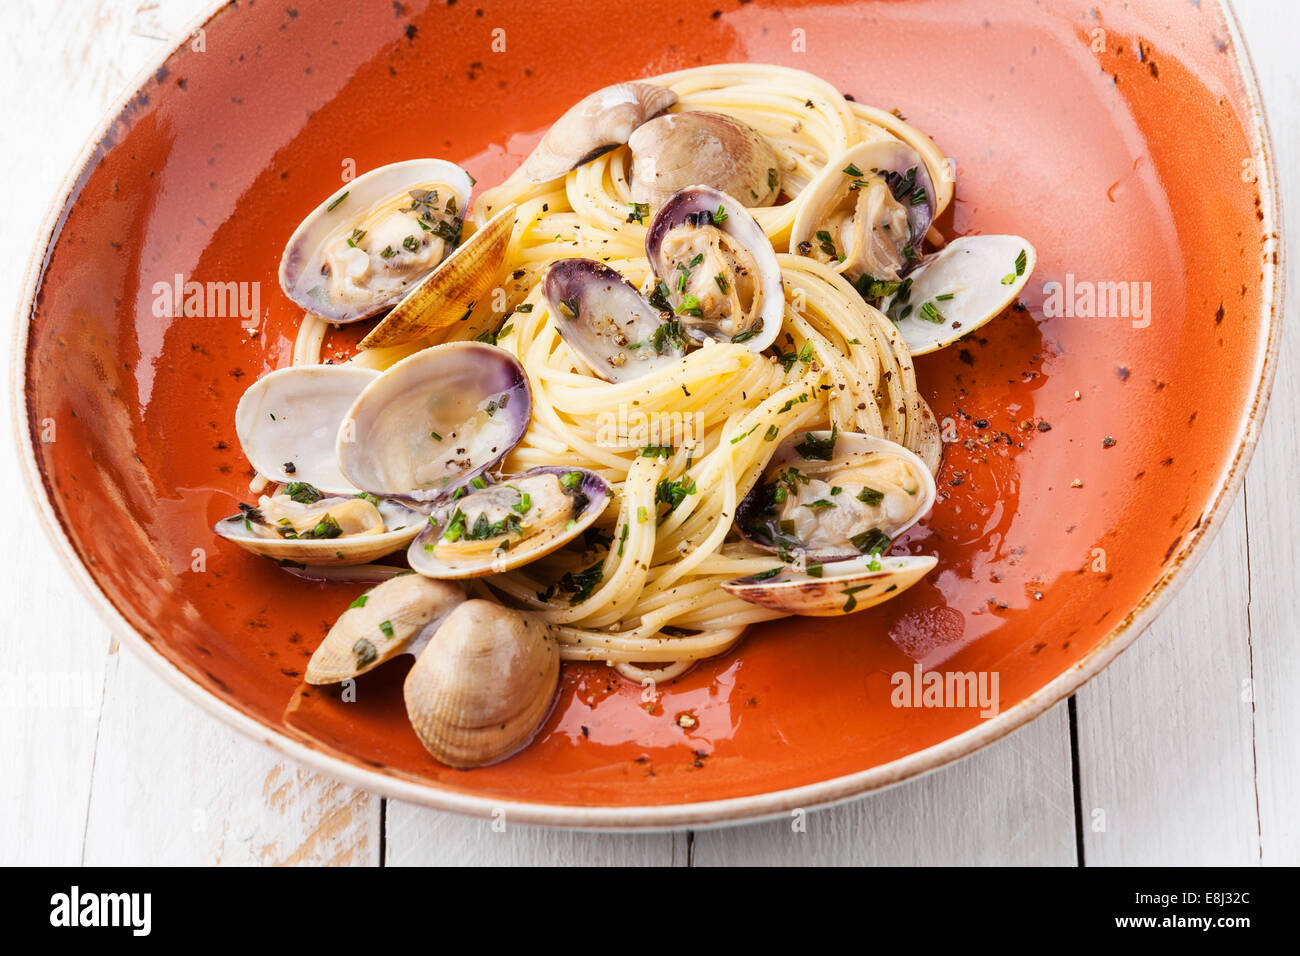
left=520, top=82, right=678, bottom=184
left=358, top=204, right=517, bottom=350
left=542, top=258, right=687, bottom=383
left=735, top=429, right=936, bottom=562
left=214, top=486, right=423, bottom=566
left=235, top=364, right=378, bottom=494
left=404, top=599, right=560, bottom=768
left=628, top=111, right=780, bottom=212
left=279, top=159, right=474, bottom=323
left=644, top=186, right=784, bottom=351
left=880, top=235, right=1037, bottom=355
left=337, top=342, right=531, bottom=503
left=722, top=553, right=937, bottom=616
left=789, top=140, right=938, bottom=284
left=409, top=466, right=612, bottom=579
left=304, top=573, right=465, bottom=684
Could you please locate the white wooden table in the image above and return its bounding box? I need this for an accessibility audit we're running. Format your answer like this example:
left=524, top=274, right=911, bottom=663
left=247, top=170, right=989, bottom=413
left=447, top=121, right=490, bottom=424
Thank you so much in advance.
left=2, top=0, right=1295, bottom=866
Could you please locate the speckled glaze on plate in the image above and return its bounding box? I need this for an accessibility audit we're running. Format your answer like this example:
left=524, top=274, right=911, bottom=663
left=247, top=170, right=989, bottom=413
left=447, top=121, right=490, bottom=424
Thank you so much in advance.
left=12, top=0, right=1282, bottom=827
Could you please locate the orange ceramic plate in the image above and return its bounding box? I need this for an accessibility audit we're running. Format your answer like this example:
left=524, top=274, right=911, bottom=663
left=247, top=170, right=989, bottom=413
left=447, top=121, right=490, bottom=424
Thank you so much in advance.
left=12, top=0, right=1282, bottom=827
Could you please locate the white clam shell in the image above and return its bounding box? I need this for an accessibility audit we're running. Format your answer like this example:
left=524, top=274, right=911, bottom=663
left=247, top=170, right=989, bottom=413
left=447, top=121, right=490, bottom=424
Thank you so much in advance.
left=723, top=554, right=937, bottom=616
left=305, top=574, right=465, bottom=684
left=403, top=600, right=560, bottom=768
left=235, top=364, right=378, bottom=494
left=883, top=235, right=1037, bottom=355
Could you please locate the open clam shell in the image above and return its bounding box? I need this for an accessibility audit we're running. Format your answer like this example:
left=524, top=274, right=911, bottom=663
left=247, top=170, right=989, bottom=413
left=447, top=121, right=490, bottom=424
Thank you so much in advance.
left=359, top=204, right=517, bottom=350
left=214, top=493, right=424, bottom=566
left=409, top=466, right=612, bottom=579
left=644, top=186, right=784, bottom=352
left=628, top=111, right=780, bottom=212
left=520, top=81, right=677, bottom=184
left=305, top=574, right=465, bottom=684
left=790, top=139, right=938, bottom=282
left=279, top=159, right=473, bottom=323
left=735, top=430, right=937, bottom=563
left=337, top=342, right=531, bottom=503
left=882, top=235, right=1037, bottom=355
left=404, top=599, right=560, bottom=768
left=542, top=258, right=687, bottom=383
left=235, top=364, right=379, bottom=494
left=722, top=554, right=937, bottom=616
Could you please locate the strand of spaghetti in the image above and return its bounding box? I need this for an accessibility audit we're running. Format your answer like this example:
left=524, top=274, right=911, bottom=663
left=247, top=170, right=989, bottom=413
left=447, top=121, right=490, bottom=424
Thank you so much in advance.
left=292, top=312, right=327, bottom=366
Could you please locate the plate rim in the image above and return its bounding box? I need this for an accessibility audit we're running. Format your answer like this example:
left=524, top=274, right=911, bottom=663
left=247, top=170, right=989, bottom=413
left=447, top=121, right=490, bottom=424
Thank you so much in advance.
left=9, top=0, right=1285, bottom=830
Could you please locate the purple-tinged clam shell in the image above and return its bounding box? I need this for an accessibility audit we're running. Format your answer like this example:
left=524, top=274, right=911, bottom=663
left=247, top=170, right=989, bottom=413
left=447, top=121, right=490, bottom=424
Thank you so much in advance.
left=408, top=465, right=612, bottom=579
left=279, top=159, right=474, bottom=323
left=337, top=342, right=530, bottom=503
left=644, top=186, right=784, bottom=352
left=735, top=430, right=936, bottom=562
left=542, top=258, right=686, bottom=383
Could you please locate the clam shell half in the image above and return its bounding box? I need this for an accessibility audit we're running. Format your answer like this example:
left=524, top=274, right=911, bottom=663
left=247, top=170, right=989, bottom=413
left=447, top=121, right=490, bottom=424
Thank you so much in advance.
left=882, top=235, right=1037, bottom=356
left=735, top=430, right=937, bottom=563
left=305, top=574, right=466, bottom=684
left=235, top=364, right=379, bottom=494
left=214, top=495, right=424, bottom=567
left=337, top=342, right=531, bottom=503
left=404, top=599, right=560, bottom=768
left=722, top=554, right=937, bottom=616
left=408, top=466, right=612, bottom=579
left=279, top=159, right=474, bottom=323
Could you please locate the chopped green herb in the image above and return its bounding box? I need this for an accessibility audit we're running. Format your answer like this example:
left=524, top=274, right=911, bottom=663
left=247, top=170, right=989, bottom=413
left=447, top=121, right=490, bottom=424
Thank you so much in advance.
left=850, top=528, right=891, bottom=555
left=857, top=487, right=885, bottom=506
left=795, top=425, right=837, bottom=461
left=325, top=190, right=349, bottom=212
left=284, top=481, right=323, bottom=504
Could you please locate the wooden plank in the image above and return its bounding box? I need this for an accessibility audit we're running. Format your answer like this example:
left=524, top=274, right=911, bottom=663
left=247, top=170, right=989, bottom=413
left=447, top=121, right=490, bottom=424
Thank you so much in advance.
left=1074, top=497, right=1260, bottom=865
left=1234, top=0, right=1300, bottom=867
left=385, top=803, right=686, bottom=865
left=0, top=0, right=380, bottom=866
left=690, top=702, right=1075, bottom=865
left=81, top=642, right=379, bottom=865
left=0, top=0, right=206, bottom=867
left=1068, top=0, right=1294, bottom=869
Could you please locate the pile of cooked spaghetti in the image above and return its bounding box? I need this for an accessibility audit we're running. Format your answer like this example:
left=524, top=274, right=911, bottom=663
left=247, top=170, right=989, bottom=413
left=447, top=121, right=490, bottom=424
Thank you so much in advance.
left=284, top=64, right=952, bottom=682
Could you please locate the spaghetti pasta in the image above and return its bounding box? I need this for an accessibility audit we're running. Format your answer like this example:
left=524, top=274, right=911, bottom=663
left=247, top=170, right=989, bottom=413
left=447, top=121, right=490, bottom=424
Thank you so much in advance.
left=290, top=64, right=953, bottom=676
